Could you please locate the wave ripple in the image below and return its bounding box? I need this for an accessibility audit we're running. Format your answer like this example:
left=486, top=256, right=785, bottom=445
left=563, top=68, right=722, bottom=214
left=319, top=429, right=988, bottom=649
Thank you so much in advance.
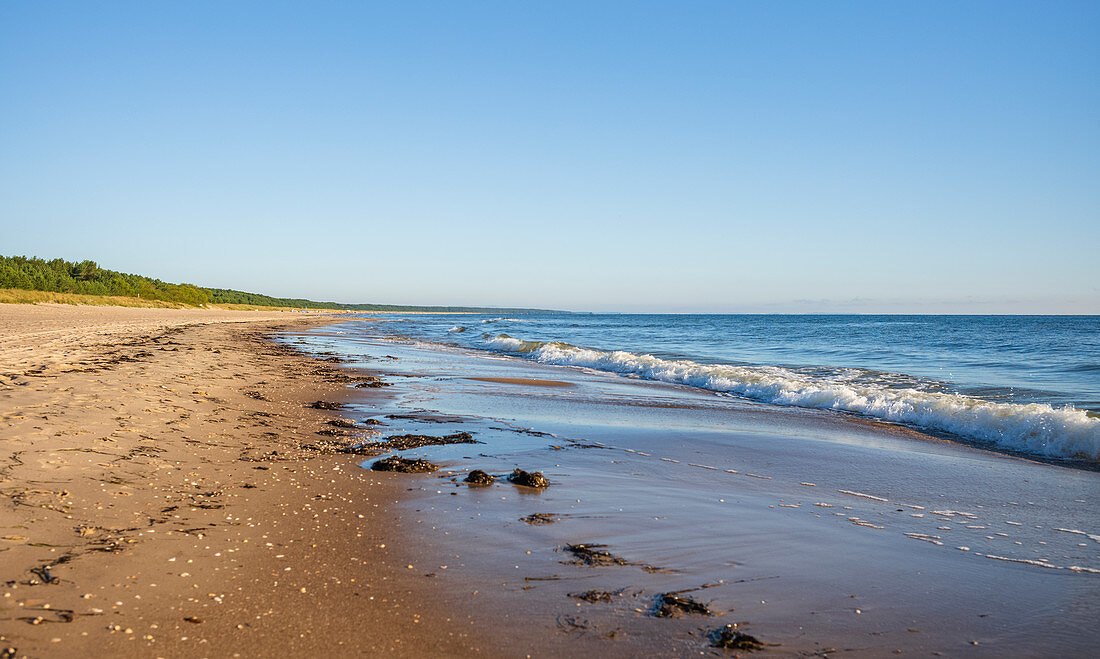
left=485, top=334, right=1100, bottom=461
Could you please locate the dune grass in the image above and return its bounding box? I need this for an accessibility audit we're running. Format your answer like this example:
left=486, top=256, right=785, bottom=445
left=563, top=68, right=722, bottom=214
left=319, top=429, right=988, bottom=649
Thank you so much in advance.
left=0, top=288, right=312, bottom=311
left=0, top=288, right=192, bottom=308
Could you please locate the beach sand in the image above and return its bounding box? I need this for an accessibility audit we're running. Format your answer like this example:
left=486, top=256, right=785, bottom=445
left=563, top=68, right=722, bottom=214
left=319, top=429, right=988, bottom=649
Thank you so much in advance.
left=0, top=305, right=480, bottom=657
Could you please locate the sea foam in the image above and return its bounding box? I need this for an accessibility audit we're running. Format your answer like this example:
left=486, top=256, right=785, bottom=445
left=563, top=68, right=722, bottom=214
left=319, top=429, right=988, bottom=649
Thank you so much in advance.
left=483, top=334, right=1100, bottom=461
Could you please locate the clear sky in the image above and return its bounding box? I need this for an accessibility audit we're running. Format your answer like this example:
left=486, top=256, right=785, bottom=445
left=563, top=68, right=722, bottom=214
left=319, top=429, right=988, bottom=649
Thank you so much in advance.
left=1, top=1, right=1097, bottom=312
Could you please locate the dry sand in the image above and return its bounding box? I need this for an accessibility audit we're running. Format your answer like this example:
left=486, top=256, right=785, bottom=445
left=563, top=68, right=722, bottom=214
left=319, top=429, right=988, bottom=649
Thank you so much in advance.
left=0, top=305, right=479, bottom=657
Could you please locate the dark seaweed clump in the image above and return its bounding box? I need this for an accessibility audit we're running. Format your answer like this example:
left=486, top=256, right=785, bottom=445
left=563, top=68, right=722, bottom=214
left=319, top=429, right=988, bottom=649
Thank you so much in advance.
left=370, top=456, right=438, bottom=473
left=520, top=513, right=558, bottom=525
left=383, top=432, right=477, bottom=450
left=709, top=625, right=763, bottom=651
left=563, top=543, right=628, bottom=567
left=309, top=400, right=344, bottom=410
left=570, top=589, right=617, bottom=603
left=464, top=470, right=495, bottom=485
left=653, top=592, right=713, bottom=618
left=507, top=469, right=549, bottom=488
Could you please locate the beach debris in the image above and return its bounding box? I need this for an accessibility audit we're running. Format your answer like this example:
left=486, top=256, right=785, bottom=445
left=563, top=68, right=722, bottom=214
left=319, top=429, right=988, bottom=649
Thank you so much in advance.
left=28, top=564, right=59, bottom=585
left=382, top=432, right=477, bottom=450
left=556, top=615, right=589, bottom=634
left=17, top=608, right=73, bottom=625
left=243, top=390, right=266, bottom=400
left=327, top=418, right=358, bottom=428
left=183, top=616, right=204, bottom=624
left=309, top=400, right=344, bottom=410
left=507, top=469, right=550, bottom=488
left=464, top=470, right=495, bottom=485
left=386, top=413, right=467, bottom=424
left=709, top=624, right=763, bottom=651
left=521, top=513, right=559, bottom=525
left=338, top=431, right=477, bottom=455
left=569, top=589, right=620, bottom=603
left=361, top=418, right=384, bottom=425
left=370, top=456, right=439, bottom=473
left=562, top=543, right=628, bottom=567
left=354, top=380, right=391, bottom=388
left=652, top=592, right=713, bottom=617
left=490, top=425, right=554, bottom=437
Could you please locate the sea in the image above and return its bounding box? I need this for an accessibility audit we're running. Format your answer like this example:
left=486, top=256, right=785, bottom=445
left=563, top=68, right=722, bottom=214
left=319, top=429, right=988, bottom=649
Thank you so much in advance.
left=364, top=313, right=1099, bottom=463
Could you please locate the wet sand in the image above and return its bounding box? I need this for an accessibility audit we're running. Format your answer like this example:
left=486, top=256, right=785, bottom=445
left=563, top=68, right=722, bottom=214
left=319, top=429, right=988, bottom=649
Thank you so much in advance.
left=0, top=306, right=481, bottom=657
left=466, top=377, right=575, bottom=388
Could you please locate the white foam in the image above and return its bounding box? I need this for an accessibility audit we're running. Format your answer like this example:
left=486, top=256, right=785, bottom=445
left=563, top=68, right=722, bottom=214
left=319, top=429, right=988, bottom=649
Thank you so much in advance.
left=985, top=554, right=1061, bottom=569
left=838, top=489, right=889, bottom=502
left=1054, top=528, right=1100, bottom=545
left=482, top=334, right=1100, bottom=461
left=905, top=532, right=944, bottom=545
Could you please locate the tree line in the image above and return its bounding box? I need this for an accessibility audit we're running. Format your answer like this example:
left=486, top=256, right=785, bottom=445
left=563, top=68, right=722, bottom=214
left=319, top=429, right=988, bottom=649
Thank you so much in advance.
left=0, top=255, right=210, bottom=305
left=0, top=254, right=561, bottom=313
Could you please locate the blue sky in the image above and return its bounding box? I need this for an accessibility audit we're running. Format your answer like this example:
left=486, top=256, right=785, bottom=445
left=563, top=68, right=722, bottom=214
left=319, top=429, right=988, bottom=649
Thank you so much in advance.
left=1, top=1, right=1097, bottom=312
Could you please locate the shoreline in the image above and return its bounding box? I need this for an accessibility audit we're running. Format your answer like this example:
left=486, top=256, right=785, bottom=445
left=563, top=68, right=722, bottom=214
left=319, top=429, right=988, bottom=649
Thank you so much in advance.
left=286, top=320, right=1100, bottom=656
left=3, top=305, right=1098, bottom=656
left=0, top=305, right=481, bottom=656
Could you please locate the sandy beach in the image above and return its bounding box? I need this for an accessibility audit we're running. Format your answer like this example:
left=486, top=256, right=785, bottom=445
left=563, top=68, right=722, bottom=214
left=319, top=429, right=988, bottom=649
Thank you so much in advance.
left=3, top=305, right=1098, bottom=658
left=0, top=305, right=481, bottom=657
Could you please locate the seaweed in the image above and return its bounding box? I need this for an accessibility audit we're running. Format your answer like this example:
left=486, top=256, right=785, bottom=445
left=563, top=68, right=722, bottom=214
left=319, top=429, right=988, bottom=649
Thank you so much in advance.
left=709, top=625, right=763, bottom=651
left=570, top=589, right=618, bottom=603
left=370, top=456, right=439, bottom=473
left=521, top=513, right=559, bottom=525
left=653, top=592, right=713, bottom=618
left=563, top=544, right=628, bottom=567
left=381, top=432, right=477, bottom=450
left=464, top=470, right=495, bottom=485
left=507, top=469, right=549, bottom=488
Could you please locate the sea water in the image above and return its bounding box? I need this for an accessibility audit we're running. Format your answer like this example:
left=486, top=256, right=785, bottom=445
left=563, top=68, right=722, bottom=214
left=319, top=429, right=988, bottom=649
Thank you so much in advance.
left=362, top=314, right=1099, bottom=461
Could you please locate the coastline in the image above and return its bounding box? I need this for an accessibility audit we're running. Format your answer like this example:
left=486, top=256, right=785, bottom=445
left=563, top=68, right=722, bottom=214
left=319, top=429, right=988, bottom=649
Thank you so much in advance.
left=3, top=305, right=1097, bottom=657
left=0, top=305, right=480, bottom=656
left=284, top=320, right=1100, bottom=656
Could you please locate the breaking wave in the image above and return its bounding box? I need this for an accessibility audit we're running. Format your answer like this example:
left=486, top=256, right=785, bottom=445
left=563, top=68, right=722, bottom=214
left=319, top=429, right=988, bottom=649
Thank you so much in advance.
left=483, top=334, right=1100, bottom=461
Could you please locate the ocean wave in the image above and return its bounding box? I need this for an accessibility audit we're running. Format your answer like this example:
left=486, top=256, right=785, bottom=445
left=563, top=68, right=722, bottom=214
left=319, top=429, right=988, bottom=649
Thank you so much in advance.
left=482, top=335, right=1100, bottom=461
